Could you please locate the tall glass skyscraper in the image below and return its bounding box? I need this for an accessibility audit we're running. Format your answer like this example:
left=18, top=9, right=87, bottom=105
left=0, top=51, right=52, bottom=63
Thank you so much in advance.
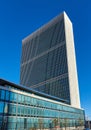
left=20, top=12, right=80, bottom=108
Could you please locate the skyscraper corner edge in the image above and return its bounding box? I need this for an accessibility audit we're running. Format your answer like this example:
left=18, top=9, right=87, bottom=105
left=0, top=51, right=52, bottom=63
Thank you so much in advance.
left=63, top=13, right=81, bottom=108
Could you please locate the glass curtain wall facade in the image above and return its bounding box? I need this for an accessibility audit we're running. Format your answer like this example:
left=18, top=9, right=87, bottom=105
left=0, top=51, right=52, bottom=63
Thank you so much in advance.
left=20, top=12, right=70, bottom=102
left=20, top=12, right=80, bottom=108
left=0, top=79, right=85, bottom=130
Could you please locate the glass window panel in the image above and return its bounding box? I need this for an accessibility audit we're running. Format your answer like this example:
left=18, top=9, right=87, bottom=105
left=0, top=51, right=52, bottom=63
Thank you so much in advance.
left=5, top=90, right=9, bottom=101
left=21, top=118, right=24, bottom=128
left=13, top=93, right=17, bottom=102
left=21, top=95, right=25, bottom=104
left=21, top=106, right=24, bottom=115
left=27, top=96, right=31, bottom=104
left=1, top=90, right=5, bottom=100
left=0, top=102, right=4, bottom=113
left=4, top=103, right=8, bottom=114
left=18, top=106, right=21, bottom=115
left=18, top=94, right=21, bottom=103
left=17, top=118, right=21, bottom=128
left=9, top=104, right=16, bottom=114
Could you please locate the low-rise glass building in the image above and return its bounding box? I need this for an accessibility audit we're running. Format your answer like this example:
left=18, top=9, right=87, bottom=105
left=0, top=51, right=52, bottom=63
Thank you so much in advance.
left=0, top=79, right=85, bottom=130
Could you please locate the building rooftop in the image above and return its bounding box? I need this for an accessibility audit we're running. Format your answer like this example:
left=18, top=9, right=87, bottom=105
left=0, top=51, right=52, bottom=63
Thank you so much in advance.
left=22, top=11, right=71, bottom=44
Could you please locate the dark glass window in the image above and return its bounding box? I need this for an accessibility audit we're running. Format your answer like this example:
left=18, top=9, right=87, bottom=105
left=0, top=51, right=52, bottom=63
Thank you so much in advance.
left=24, top=118, right=27, bottom=129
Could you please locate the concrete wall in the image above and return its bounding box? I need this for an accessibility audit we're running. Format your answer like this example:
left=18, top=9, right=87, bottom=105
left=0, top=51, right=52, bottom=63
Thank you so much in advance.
left=64, top=12, right=80, bottom=108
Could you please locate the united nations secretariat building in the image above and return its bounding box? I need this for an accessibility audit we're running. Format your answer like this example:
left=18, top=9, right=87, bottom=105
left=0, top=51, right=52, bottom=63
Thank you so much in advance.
left=0, top=12, right=85, bottom=130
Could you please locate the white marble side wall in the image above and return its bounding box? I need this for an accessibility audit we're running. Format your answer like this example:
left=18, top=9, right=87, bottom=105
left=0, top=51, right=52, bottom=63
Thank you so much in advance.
left=63, top=12, right=80, bottom=108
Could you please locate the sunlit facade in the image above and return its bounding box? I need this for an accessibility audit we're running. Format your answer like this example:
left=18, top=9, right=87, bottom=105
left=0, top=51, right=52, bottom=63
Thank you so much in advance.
left=20, top=12, right=80, bottom=108
left=0, top=79, right=85, bottom=130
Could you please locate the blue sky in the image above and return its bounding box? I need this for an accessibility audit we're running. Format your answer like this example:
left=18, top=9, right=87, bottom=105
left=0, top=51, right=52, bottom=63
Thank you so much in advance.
left=0, top=0, right=90, bottom=119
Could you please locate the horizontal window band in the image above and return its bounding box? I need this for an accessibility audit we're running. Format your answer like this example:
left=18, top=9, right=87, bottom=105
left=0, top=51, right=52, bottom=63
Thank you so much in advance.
left=29, top=73, right=68, bottom=89
left=21, top=41, right=65, bottom=66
